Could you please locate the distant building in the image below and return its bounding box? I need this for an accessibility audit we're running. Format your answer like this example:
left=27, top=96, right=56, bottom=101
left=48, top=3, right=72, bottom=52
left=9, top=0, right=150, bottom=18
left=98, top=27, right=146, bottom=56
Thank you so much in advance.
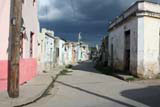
left=64, top=42, right=74, bottom=65
left=99, top=36, right=109, bottom=66
left=38, top=28, right=55, bottom=72
left=0, top=0, right=40, bottom=91
left=75, top=42, right=89, bottom=62
left=57, top=37, right=66, bottom=66
left=38, top=29, right=90, bottom=72
left=107, top=1, right=160, bottom=78
left=80, top=43, right=89, bottom=61
left=71, top=42, right=78, bottom=64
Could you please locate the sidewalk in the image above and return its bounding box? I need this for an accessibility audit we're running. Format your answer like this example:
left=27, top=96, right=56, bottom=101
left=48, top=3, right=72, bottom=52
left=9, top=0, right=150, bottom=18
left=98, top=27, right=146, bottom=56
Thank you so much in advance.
left=0, top=67, right=64, bottom=107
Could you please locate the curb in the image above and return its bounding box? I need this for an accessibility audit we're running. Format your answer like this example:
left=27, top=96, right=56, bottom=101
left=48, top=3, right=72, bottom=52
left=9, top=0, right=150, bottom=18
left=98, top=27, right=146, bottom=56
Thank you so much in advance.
left=14, top=74, right=60, bottom=107
left=112, top=73, right=126, bottom=81
left=112, top=73, right=136, bottom=82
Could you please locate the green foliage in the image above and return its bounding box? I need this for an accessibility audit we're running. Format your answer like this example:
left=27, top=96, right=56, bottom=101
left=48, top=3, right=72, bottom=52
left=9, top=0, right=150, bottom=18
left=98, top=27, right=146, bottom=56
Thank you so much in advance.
left=95, top=66, right=113, bottom=75
left=65, top=64, right=73, bottom=69
left=95, top=66, right=137, bottom=82
left=89, top=47, right=97, bottom=51
left=126, top=77, right=136, bottom=81
left=155, top=74, right=160, bottom=79
left=60, top=69, right=73, bottom=75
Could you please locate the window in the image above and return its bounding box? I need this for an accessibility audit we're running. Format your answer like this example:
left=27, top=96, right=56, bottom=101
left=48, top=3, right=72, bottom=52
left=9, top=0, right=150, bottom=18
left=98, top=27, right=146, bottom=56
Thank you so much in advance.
left=33, top=0, right=36, bottom=6
left=22, top=0, right=24, bottom=4
left=20, top=32, right=25, bottom=58
left=30, top=32, right=34, bottom=57
left=56, top=48, right=59, bottom=57
left=124, top=30, right=131, bottom=71
left=125, top=30, right=130, bottom=50
left=41, top=40, right=43, bottom=53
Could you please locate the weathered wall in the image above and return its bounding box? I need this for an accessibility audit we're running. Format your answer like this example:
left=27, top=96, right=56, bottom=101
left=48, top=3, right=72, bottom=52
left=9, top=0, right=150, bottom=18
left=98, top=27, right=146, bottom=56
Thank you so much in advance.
left=137, top=16, right=160, bottom=78
left=138, top=2, right=160, bottom=13
left=38, top=29, right=55, bottom=72
left=58, top=39, right=66, bottom=66
left=108, top=17, right=138, bottom=73
left=44, top=36, right=54, bottom=71
left=137, top=17, right=145, bottom=77
left=0, top=0, right=13, bottom=91
left=0, top=0, right=39, bottom=91
left=68, top=44, right=73, bottom=64
left=22, top=0, right=40, bottom=58
left=37, top=32, right=45, bottom=72
left=0, top=0, right=10, bottom=60
left=107, top=1, right=160, bottom=78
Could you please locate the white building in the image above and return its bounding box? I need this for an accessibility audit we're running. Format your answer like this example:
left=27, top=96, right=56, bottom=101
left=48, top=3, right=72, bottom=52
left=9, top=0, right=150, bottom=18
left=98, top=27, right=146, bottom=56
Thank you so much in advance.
left=108, top=1, right=160, bottom=78
left=81, top=44, right=89, bottom=61
left=38, top=29, right=90, bottom=71
left=76, top=42, right=89, bottom=62
left=38, top=28, right=55, bottom=72
left=64, top=42, right=73, bottom=65
left=54, top=37, right=66, bottom=66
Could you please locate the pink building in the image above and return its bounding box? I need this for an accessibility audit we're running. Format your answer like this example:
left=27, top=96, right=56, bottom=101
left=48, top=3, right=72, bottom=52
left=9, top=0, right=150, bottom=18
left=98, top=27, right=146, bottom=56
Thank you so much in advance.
left=0, top=0, right=40, bottom=91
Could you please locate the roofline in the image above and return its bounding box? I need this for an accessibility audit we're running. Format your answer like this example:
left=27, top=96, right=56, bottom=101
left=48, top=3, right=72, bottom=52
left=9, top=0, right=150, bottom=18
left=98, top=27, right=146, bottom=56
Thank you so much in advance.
left=45, top=33, right=55, bottom=39
left=56, top=36, right=67, bottom=42
left=108, top=11, right=160, bottom=31
left=108, top=0, right=160, bottom=26
left=141, top=0, right=160, bottom=5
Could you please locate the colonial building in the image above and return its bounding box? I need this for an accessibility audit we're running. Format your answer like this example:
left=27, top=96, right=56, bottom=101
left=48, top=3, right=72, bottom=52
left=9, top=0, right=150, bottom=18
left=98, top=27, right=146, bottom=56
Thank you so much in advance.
left=0, top=0, right=39, bottom=91
left=108, top=1, right=160, bottom=78
left=72, top=42, right=89, bottom=62
left=38, top=29, right=55, bottom=72
left=63, top=42, right=74, bottom=65
left=56, top=37, right=66, bottom=66
left=79, top=43, right=89, bottom=61
left=71, top=42, right=78, bottom=64
left=37, top=29, right=90, bottom=73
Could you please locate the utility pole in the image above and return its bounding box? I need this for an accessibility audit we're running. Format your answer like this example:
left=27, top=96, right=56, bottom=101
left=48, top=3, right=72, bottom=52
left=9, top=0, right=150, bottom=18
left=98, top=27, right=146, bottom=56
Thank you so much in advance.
left=8, top=0, right=22, bottom=98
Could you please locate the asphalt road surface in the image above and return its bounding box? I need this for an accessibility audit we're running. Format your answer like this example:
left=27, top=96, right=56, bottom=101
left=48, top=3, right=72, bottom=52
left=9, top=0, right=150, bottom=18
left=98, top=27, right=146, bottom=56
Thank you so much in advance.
left=27, top=61, right=160, bottom=107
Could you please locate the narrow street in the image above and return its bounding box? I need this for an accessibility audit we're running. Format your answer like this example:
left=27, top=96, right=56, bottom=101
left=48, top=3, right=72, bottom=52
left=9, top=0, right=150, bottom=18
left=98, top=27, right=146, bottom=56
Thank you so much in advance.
left=27, top=61, right=160, bottom=107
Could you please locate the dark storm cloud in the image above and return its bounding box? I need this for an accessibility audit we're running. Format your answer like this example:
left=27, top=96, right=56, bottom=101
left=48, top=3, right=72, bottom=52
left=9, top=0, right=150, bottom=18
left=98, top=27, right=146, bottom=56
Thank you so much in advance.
left=38, top=0, right=158, bottom=46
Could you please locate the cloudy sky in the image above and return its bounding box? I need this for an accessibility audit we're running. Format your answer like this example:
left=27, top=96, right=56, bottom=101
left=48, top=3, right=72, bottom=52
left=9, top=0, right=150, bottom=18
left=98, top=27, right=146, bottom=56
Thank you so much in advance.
left=38, top=0, right=157, bottom=46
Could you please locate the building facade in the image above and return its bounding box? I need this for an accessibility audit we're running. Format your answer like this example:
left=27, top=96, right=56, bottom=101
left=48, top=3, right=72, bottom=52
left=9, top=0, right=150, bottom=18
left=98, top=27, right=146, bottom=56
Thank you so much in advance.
left=58, top=38, right=66, bottom=66
left=107, top=1, right=160, bottom=78
left=38, top=29, right=55, bottom=72
left=79, top=43, right=89, bottom=61
left=37, top=29, right=90, bottom=72
left=0, top=0, right=39, bottom=91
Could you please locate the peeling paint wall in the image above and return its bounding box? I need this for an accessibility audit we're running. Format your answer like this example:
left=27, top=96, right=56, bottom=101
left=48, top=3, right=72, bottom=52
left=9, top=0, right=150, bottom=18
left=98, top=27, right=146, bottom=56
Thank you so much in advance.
left=137, top=17, right=160, bottom=78
left=38, top=29, right=55, bottom=72
left=108, top=1, right=160, bottom=78
left=108, top=17, right=138, bottom=73
left=58, top=39, right=66, bottom=66
left=0, top=0, right=39, bottom=91
left=136, top=2, right=160, bottom=78
left=22, top=0, right=40, bottom=58
left=0, top=0, right=10, bottom=60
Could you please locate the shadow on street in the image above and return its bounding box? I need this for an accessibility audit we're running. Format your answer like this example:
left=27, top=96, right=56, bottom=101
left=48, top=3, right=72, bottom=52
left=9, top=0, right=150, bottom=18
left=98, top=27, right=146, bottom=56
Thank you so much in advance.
left=72, top=61, right=100, bottom=74
left=121, top=86, right=160, bottom=107
left=72, top=61, right=160, bottom=107
left=56, top=81, right=136, bottom=107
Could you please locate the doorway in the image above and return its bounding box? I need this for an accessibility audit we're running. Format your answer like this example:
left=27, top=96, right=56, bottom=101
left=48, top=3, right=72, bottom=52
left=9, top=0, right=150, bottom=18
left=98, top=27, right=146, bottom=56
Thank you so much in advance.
left=111, top=44, right=114, bottom=68
left=124, top=30, right=130, bottom=71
